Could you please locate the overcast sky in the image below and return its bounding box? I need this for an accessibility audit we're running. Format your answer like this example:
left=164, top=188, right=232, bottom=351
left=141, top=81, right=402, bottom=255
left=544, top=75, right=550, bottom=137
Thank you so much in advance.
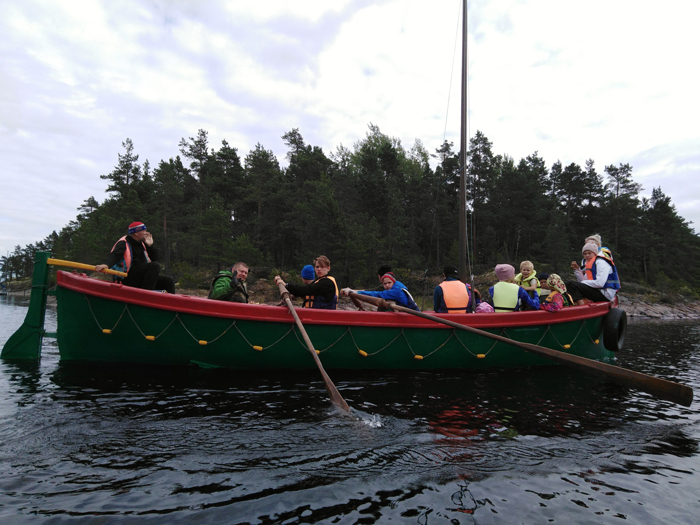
left=2, top=0, right=699, bottom=259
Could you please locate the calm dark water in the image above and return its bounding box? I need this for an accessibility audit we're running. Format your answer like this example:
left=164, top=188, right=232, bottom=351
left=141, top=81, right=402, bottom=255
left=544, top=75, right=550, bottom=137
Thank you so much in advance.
left=1, top=296, right=699, bottom=524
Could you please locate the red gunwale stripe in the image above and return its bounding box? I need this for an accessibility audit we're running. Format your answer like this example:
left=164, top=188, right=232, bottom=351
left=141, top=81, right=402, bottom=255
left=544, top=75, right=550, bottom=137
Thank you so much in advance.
left=57, top=271, right=611, bottom=330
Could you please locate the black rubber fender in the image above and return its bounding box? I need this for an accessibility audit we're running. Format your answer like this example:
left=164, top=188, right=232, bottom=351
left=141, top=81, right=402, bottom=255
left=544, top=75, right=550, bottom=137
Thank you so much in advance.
left=603, top=307, right=627, bottom=351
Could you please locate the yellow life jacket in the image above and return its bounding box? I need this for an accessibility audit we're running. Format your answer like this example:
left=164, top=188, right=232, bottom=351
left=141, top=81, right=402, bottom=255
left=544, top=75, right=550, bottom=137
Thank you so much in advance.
left=492, top=281, right=520, bottom=312
left=515, top=271, right=537, bottom=288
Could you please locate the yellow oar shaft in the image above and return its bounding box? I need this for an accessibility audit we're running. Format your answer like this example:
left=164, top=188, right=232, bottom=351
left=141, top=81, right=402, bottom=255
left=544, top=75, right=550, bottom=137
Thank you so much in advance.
left=47, top=258, right=127, bottom=278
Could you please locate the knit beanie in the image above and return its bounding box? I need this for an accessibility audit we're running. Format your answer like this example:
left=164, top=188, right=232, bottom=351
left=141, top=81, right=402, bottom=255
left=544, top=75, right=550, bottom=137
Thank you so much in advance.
left=301, top=265, right=315, bottom=280
left=582, top=242, right=598, bottom=255
left=128, top=222, right=147, bottom=234
left=495, top=264, right=515, bottom=281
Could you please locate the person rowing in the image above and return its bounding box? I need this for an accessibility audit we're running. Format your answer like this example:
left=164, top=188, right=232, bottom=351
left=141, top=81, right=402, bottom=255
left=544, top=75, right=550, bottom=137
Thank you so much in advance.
left=341, top=272, right=420, bottom=311
left=274, top=255, right=338, bottom=310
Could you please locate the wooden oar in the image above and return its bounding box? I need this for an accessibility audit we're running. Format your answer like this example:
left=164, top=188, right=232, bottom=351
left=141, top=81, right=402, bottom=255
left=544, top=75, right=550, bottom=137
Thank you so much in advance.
left=47, top=258, right=127, bottom=278
left=348, top=292, right=694, bottom=407
left=278, top=282, right=350, bottom=412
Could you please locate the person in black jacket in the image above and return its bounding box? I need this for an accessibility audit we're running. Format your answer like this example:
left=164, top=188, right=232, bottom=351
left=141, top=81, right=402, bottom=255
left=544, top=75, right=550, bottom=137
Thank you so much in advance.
left=95, top=221, right=175, bottom=293
left=274, top=255, right=338, bottom=309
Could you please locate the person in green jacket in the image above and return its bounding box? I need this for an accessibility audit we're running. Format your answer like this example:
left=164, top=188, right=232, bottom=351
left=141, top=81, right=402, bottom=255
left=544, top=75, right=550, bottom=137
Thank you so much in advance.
left=209, top=262, right=249, bottom=303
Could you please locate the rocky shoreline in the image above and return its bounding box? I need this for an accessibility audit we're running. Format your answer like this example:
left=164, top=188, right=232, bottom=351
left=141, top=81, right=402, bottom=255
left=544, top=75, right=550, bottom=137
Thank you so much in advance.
left=617, top=294, right=700, bottom=320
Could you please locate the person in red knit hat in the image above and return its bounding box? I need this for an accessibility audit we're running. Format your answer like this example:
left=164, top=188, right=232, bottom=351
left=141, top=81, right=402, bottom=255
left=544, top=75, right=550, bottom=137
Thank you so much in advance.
left=95, top=221, right=175, bottom=293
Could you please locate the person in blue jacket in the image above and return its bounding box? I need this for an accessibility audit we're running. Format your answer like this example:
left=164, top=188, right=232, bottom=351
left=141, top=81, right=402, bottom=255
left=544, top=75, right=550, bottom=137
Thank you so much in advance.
left=342, top=272, right=420, bottom=311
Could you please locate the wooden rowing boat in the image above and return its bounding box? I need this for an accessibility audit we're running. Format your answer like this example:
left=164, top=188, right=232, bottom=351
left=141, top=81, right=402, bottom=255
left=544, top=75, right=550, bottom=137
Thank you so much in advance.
left=2, top=252, right=624, bottom=370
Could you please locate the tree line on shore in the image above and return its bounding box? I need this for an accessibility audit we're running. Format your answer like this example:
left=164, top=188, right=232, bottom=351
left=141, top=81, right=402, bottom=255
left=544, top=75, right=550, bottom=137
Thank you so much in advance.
left=2, top=125, right=700, bottom=295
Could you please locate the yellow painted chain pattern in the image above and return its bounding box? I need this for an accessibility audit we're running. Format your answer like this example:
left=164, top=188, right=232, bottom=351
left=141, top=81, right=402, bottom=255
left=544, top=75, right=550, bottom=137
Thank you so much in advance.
left=531, top=320, right=592, bottom=350
left=85, top=295, right=596, bottom=361
left=453, top=331, right=499, bottom=357
left=85, top=295, right=127, bottom=333
left=348, top=328, right=403, bottom=356
left=294, top=326, right=353, bottom=354
left=238, top=324, right=296, bottom=350
left=581, top=318, right=602, bottom=343
left=407, top=330, right=451, bottom=358
left=125, top=306, right=179, bottom=340
left=86, top=296, right=295, bottom=350
left=176, top=315, right=236, bottom=344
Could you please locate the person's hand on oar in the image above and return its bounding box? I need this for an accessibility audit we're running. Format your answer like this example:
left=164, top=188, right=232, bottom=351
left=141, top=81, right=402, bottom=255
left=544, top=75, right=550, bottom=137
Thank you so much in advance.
left=341, top=288, right=364, bottom=310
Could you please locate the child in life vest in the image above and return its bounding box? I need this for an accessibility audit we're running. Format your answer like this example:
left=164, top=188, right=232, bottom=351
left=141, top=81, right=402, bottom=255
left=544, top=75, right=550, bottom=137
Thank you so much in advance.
left=514, top=260, right=538, bottom=297
left=539, top=274, right=574, bottom=312
left=488, top=264, right=540, bottom=312
left=567, top=242, right=620, bottom=305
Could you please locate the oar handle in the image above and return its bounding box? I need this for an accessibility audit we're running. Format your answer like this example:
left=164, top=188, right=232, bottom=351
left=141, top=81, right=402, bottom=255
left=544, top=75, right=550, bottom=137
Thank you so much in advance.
left=347, top=292, right=694, bottom=407
left=347, top=292, right=390, bottom=311
left=47, top=258, right=127, bottom=278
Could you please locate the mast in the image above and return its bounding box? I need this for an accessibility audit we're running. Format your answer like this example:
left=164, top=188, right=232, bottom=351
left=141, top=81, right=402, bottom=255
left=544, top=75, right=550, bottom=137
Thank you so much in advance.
left=458, top=0, right=468, bottom=282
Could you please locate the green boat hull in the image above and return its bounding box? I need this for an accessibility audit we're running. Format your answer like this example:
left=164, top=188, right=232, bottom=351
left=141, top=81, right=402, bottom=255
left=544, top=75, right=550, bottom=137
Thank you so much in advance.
left=52, top=271, right=616, bottom=370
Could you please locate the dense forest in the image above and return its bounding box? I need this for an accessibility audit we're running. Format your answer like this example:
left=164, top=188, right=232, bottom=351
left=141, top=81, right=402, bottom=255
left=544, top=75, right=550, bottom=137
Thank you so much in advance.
left=3, top=125, right=700, bottom=295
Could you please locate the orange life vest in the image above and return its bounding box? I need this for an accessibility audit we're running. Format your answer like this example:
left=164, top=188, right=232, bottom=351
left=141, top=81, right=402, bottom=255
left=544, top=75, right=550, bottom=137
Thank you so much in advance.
left=583, top=257, right=595, bottom=280
left=438, top=280, right=471, bottom=313
left=583, top=255, right=621, bottom=290
left=110, top=235, right=150, bottom=274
